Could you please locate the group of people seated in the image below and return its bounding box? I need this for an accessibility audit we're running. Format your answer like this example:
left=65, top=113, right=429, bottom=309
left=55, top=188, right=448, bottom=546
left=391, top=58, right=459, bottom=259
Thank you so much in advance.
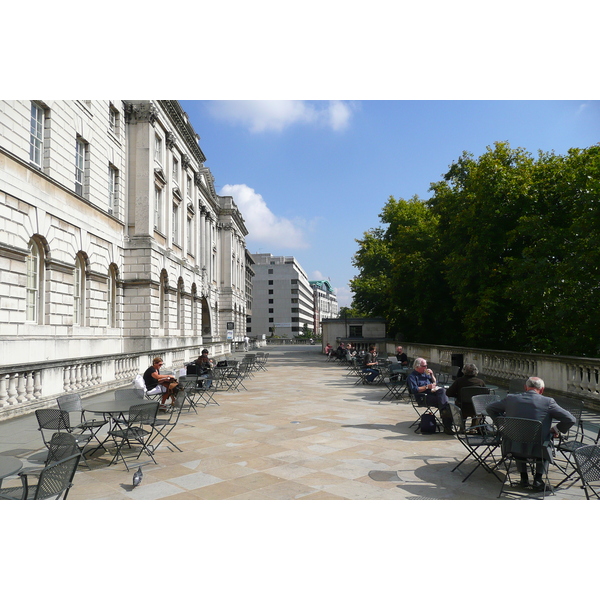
left=142, top=349, right=215, bottom=410
left=404, top=357, right=576, bottom=491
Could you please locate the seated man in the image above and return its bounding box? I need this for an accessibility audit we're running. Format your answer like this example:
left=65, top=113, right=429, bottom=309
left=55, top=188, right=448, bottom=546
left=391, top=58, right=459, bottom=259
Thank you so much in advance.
left=361, top=345, right=380, bottom=382
left=395, top=346, right=408, bottom=366
left=486, top=376, right=575, bottom=491
left=407, top=357, right=453, bottom=434
left=335, top=342, right=346, bottom=360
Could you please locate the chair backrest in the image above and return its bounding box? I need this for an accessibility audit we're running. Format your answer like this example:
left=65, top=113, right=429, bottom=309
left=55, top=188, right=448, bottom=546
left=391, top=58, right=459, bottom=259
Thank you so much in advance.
left=115, top=388, right=145, bottom=401
left=495, top=417, right=544, bottom=458
left=449, top=403, right=463, bottom=430
left=36, top=408, right=71, bottom=432
left=128, top=402, right=159, bottom=426
left=471, top=394, right=497, bottom=416
left=573, top=444, right=600, bottom=487
left=57, top=393, right=83, bottom=413
left=508, top=378, right=528, bottom=393
left=34, top=453, right=81, bottom=500
left=47, top=432, right=80, bottom=464
left=459, top=386, right=489, bottom=404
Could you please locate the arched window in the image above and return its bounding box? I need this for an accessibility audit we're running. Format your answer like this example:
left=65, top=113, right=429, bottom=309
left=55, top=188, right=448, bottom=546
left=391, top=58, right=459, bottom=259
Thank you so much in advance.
left=26, top=239, right=42, bottom=322
left=73, top=254, right=85, bottom=325
left=107, top=265, right=117, bottom=327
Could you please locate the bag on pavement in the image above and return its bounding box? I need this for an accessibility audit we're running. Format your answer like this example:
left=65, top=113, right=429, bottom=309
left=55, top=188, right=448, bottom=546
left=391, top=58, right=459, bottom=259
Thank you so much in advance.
left=420, top=411, right=437, bottom=434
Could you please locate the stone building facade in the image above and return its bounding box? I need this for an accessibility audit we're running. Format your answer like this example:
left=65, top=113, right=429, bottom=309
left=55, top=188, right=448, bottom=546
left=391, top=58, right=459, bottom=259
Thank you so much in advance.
left=0, top=100, right=249, bottom=417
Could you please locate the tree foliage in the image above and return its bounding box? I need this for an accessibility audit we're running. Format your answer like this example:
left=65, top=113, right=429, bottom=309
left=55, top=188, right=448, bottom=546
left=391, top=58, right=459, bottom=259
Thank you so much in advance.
left=351, top=142, right=600, bottom=356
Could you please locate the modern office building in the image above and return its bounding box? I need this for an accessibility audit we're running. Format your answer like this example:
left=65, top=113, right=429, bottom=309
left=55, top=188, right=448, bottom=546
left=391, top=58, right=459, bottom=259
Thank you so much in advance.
left=248, top=253, right=314, bottom=339
left=0, top=100, right=249, bottom=418
left=309, top=279, right=338, bottom=334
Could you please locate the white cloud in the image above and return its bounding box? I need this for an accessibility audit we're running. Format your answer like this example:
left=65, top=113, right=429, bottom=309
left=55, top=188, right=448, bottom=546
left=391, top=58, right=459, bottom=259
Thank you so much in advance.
left=310, top=270, right=324, bottom=280
left=208, top=100, right=354, bottom=133
left=335, top=286, right=354, bottom=308
left=221, top=183, right=309, bottom=249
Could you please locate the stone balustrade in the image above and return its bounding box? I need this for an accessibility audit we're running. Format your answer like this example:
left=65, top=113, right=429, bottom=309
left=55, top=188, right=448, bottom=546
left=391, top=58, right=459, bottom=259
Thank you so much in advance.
left=0, top=341, right=232, bottom=421
left=390, top=342, right=600, bottom=410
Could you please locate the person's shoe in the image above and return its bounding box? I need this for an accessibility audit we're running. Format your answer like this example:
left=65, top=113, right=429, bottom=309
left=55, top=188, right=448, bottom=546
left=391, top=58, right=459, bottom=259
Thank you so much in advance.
left=519, top=474, right=530, bottom=488
left=532, top=478, right=551, bottom=492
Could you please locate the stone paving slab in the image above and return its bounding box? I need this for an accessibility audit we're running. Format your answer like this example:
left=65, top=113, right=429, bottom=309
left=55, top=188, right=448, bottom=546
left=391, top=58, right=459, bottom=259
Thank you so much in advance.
left=0, top=345, right=590, bottom=500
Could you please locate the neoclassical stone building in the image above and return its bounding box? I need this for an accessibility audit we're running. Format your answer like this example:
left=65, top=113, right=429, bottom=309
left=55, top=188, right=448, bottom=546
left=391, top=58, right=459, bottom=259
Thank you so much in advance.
left=0, top=100, right=249, bottom=418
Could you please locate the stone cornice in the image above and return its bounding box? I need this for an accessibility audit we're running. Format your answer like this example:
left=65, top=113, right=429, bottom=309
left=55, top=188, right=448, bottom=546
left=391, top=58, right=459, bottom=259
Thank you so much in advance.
left=158, top=101, right=207, bottom=164
left=46, top=258, right=75, bottom=274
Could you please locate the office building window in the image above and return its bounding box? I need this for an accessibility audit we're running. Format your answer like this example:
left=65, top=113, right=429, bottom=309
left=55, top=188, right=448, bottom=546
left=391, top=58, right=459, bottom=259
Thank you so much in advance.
left=108, top=104, right=120, bottom=136
left=268, top=269, right=273, bottom=274
left=269, top=308, right=274, bottom=313
left=268, top=280, right=273, bottom=285
left=268, top=318, right=274, bottom=323
left=268, top=289, right=273, bottom=295
left=268, top=299, right=273, bottom=304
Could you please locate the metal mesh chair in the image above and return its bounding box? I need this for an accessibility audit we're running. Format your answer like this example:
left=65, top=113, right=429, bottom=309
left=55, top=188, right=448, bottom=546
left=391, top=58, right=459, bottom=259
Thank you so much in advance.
left=35, top=408, right=94, bottom=469
left=572, top=444, right=600, bottom=500
left=108, top=402, right=159, bottom=471
left=457, top=386, right=489, bottom=420
left=147, top=395, right=186, bottom=453
left=57, top=392, right=109, bottom=453
left=0, top=453, right=81, bottom=500
left=495, top=416, right=554, bottom=498
left=552, top=399, right=589, bottom=487
left=408, top=390, right=443, bottom=432
left=449, top=403, right=502, bottom=482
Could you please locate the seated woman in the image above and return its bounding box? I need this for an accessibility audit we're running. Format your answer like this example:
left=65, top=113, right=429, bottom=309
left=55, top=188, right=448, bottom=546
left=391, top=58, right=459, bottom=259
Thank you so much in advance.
left=194, top=348, right=214, bottom=374
left=325, top=342, right=333, bottom=356
left=143, top=357, right=178, bottom=407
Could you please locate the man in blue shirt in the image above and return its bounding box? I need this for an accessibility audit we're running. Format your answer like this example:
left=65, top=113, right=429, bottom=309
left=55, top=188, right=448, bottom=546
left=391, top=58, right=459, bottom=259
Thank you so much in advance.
left=407, top=357, right=453, bottom=434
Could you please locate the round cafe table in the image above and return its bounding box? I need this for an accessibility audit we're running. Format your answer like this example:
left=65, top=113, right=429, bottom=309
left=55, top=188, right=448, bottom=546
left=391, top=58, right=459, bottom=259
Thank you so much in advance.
left=0, top=456, right=24, bottom=481
left=87, top=397, right=154, bottom=417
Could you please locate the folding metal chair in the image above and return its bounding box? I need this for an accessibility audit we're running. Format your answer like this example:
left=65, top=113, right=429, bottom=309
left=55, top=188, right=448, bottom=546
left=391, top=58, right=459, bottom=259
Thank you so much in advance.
left=147, top=396, right=186, bottom=453
left=0, top=453, right=81, bottom=500
left=495, top=416, right=554, bottom=499
left=107, top=402, right=159, bottom=471
left=35, top=408, right=94, bottom=469
left=572, top=444, right=600, bottom=500
left=56, top=392, right=109, bottom=454
left=449, top=403, right=502, bottom=482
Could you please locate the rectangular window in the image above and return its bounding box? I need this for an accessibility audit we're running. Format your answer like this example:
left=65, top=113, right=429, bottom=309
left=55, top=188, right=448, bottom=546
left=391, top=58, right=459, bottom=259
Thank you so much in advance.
left=29, top=102, right=44, bottom=167
left=291, top=279, right=298, bottom=284
left=291, top=298, right=298, bottom=303
left=75, top=137, right=87, bottom=196
left=349, top=325, right=363, bottom=337
left=269, top=318, right=274, bottom=323
left=155, top=134, right=163, bottom=164
left=109, top=104, right=119, bottom=136
left=246, top=327, right=252, bottom=333
left=154, top=186, right=163, bottom=231
left=172, top=157, right=179, bottom=182
left=187, top=215, right=193, bottom=253
left=108, top=165, right=118, bottom=214
left=268, top=308, right=274, bottom=313
left=268, top=299, right=273, bottom=304
left=268, top=269, right=273, bottom=274
left=187, top=175, right=193, bottom=198
left=172, top=202, right=180, bottom=244
left=268, top=280, right=273, bottom=285
left=268, top=289, right=273, bottom=295
left=26, top=247, right=39, bottom=322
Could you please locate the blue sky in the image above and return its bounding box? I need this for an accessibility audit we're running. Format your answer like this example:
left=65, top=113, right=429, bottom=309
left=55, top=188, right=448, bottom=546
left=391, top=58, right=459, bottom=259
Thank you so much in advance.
left=180, top=100, right=600, bottom=307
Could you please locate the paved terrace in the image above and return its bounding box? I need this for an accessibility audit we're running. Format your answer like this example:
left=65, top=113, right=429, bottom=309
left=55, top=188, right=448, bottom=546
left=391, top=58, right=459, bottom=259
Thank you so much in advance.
left=0, top=345, right=592, bottom=500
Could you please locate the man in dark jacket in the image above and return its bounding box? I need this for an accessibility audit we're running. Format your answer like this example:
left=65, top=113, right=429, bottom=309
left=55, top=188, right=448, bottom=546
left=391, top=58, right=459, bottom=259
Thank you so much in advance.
left=486, top=377, right=575, bottom=491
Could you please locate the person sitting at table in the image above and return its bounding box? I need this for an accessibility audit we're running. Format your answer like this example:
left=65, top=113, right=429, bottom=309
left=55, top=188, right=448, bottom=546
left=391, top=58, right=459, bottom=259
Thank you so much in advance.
left=345, top=343, right=356, bottom=360
left=143, top=357, right=178, bottom=407
left=325, top=342, right=333, bottom=356
left=395, top=346, right=408, bottom=366
left=362, top=345, right=380, bottom=382
left=407, top=357, right=453, bottom=434
left=194, top=349, right=214, bottom=374
left=446, top=362, right=487, bottom=420
left=335, top=342, right=346, bottom=360
left=486, top=376, right=575, bottom=491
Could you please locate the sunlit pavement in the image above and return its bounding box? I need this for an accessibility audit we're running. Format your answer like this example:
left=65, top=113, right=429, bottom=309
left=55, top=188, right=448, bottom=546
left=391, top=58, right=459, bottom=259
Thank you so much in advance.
left=0, top=345, right=587, bottom=500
